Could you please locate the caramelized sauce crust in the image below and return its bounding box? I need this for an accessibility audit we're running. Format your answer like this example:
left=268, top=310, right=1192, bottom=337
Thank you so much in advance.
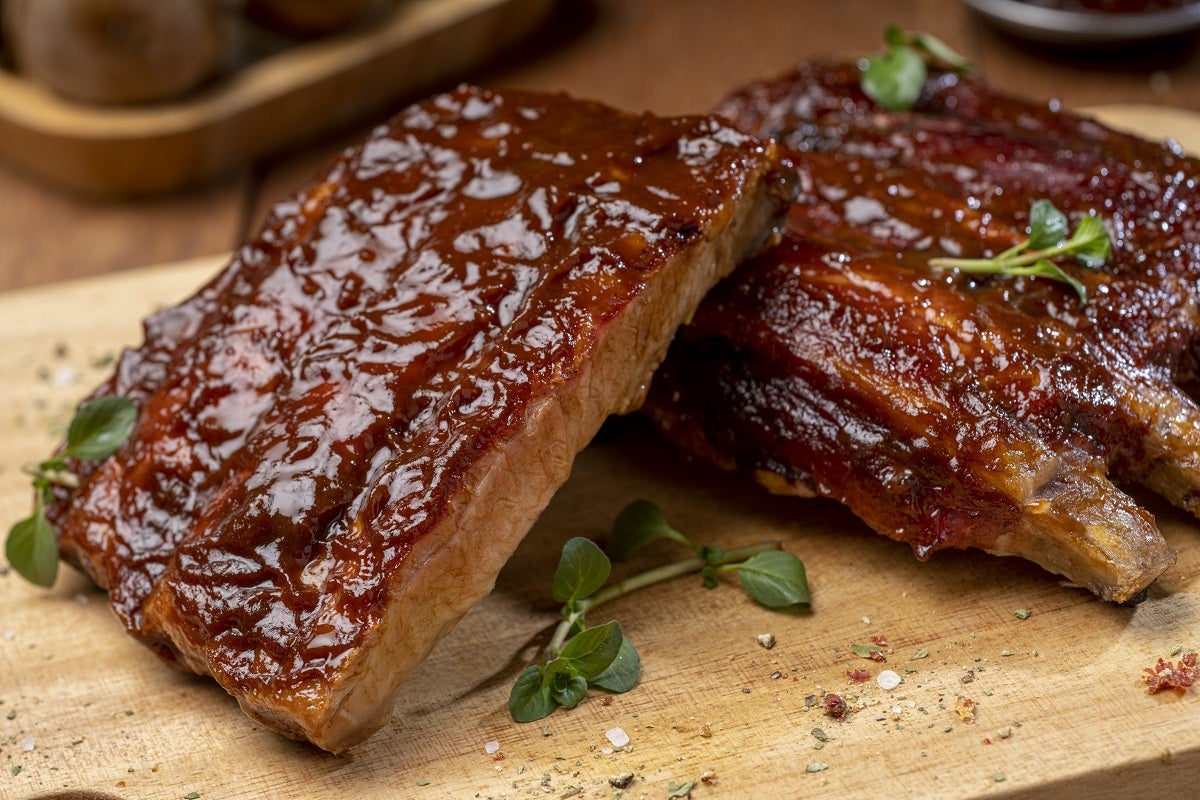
left=50, top=86, right=785, bottom=695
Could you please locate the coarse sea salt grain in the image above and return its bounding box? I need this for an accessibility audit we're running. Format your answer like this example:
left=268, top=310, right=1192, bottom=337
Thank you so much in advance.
left=877, top=670, right=902, bottom=690
left=484, top=740, right=500, bottom=755
left=605, top=727, right=630, bottom=748
left=20, top=737, right=35, bottom=752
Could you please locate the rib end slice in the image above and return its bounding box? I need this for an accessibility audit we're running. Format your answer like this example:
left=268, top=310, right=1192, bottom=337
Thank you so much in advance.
left=983, top=451, right=1174, bottom=604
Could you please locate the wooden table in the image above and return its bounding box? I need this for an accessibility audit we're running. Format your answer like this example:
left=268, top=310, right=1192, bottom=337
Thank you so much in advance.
left=2, top=0, right=1200, bottom=293
left=4, top=2, right=1200, bottom=799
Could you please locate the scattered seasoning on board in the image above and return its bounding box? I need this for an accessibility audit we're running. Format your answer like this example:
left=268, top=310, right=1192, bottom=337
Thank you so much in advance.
left=850, top=643, right=886, bottom=662
left=877, top=670, right=902, bottom=690
left=667, top=778, right=695, bottom=798
left=954, top=697, right=977, bottom=722
left=846, top=668, right=871, bottom=683
left=1013, top=609, right=1031, bottom=620
left=993, top=772, right=1007, bottom=782
left=609, top=772, right=634, bottom=789
left=806, top=762, right=828, bottom=773
left=823, top=693, right=848, bottom=719
left=756, top=633, right=776, bottom=650
left=1143, top=651, right=1199, bottom=694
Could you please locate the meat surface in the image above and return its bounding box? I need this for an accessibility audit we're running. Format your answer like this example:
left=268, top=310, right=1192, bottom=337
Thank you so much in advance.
left=49, top=85, right=794, bottom=751
left=647, top=60, right=1200, bottom=603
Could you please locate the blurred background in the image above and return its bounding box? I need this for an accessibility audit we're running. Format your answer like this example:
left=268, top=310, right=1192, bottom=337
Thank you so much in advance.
left=1, top=0, right=1198, bottom=293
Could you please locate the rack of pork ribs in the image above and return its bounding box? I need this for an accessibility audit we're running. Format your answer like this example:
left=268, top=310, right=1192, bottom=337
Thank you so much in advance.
left=46, top=85, right=795, bottom=752
left=647, top=59, right=1200, bottom=606
left=44, top=56, right=1200, bottom=753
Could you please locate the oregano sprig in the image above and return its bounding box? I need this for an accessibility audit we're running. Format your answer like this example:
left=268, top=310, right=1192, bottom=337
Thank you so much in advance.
left=860, top=25, right=972, bottom=111
left=508, top=501, right=809, bottom=722
left=5, top=396, right=137, bottom=587
left=928, top=199, right=1113, bottom=303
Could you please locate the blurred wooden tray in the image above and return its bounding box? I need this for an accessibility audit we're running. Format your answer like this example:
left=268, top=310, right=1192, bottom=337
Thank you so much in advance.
left=0, top=0, right=553, bottom=198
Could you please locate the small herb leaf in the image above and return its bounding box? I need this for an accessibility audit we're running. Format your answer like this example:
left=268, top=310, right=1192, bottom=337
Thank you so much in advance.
left=851, top=642, right=885, bottom=660
left=544, top=659, right=589, bottom=709
left=928, top=199, right=1112, bottom=304
left=668, top=779, right=697, bottom=798
left=908, top=31, right=973, bottom=71
left=1070, top=215, right=1113, bottom=267
left=607, top=500, right=691, bottom=560
left=736, top=550, right=810, bottom=608
left=861, top=45, right=927, bottom=112
left=1028, top=199, right=1069, bottom=250
left=591, top=636, right=641, bottom=693
left=64, top=396, right=137, bottom=461
left=508, top=665, right=556, bottom=723
left=552, top=537, right=611, bottom=604
left=559, top=620, right=623, bottom=679
left=5, top=508, right=58, bottom=588
left=860, top=27, right=971, bottom=112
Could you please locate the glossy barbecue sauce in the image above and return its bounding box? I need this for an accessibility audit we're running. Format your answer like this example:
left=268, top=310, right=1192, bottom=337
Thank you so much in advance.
left=649, top=60, right=1200, bottom=559
left=50, top=86, right=787, bottom=698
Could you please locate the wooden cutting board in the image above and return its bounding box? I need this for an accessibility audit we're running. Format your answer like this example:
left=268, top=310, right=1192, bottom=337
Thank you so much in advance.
left=3, top=106, right=1200, bottom=800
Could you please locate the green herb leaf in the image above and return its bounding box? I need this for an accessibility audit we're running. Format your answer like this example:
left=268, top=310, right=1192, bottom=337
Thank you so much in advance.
left=5, top=507, right=58, bottom=588
left=64, top=396, right=137, bottom=460
left=695, top=543, right=725, bottom=565
left=508, top=665, right=557, bottom=723
left=884, top=23, right=906, bottom=47
left=1069, top=215, right=1113, bottom=267
left=736, top=550, right=810, bottom=608
left=590, top=636, right=641, bottom=693
left=928, top=199, right=1112, bottom=304
left=861, top=45, right=927, bottom=111
left=667, top=779, right=696, bottom=798
left=860, top=27, right=971, bottom=112
left=907, top=31, right=973, bottom=71
left=558, top=620, right=623, bottom=679
left=1028, top=199, right=1069, bottom=250
left=851, top=642, right=885, bottom=660
left=544, top=659, right=589, bottom=709
left=607, top=500, right=691, bottom=560
left=1029, top=260, right=1087, bottom=304
left=551, top=537, right=611, bottom=604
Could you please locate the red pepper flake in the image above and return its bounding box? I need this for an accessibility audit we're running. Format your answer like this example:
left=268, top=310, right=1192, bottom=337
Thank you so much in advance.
left=845, top=668, right=871, bottom=683
left=870, top=634, right=888, bottom=647
left=1143, top=651, right=1199, bottom=694
left=823, top=693, right=848, bottom=719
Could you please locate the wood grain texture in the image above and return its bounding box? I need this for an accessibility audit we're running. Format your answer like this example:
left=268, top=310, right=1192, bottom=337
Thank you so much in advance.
left=3, top=106, right=1200, bottom=799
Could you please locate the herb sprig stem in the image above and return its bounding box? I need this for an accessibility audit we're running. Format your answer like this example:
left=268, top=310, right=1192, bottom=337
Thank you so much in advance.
left=545, top=541, right=782, bottom=656
left=509, top=501, right=809, bottom=723
left=6, top=396, right=137, bottom=587
left=928, top=199, right=1113, bottom=303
